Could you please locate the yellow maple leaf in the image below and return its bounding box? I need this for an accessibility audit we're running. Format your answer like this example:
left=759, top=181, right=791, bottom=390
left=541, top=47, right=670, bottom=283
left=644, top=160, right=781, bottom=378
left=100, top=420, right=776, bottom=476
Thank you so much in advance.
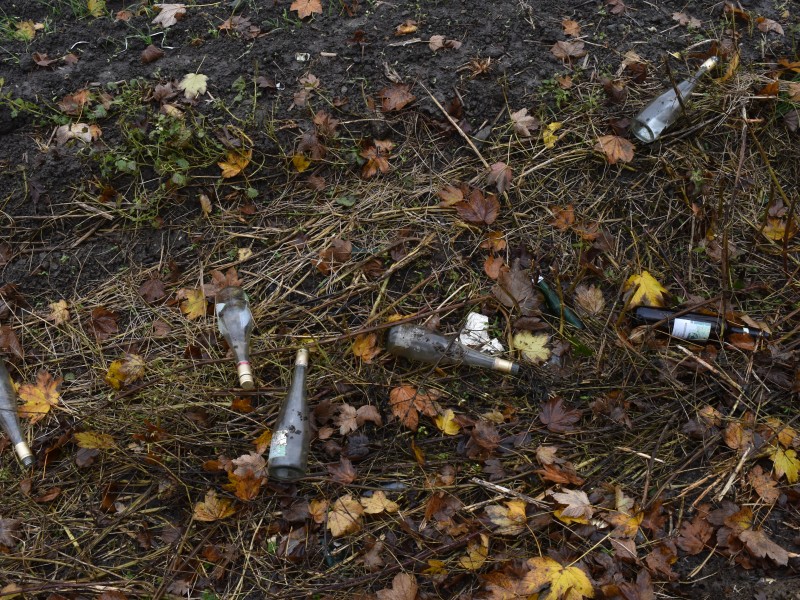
left=623, top=271, right=667, bottom=308
left=47, top=299, right=70, bottom=325
left=253, top=429, right=272, bottom=454
left=459, top=534, right=489, bottom=570
left=352, top=332, right=382, bottom=363
left=87, top=0, right=106, bottom=17
left=193, top=490, right=236, bottom=522
left=524, top=556, right=594, bottom=600
left=74, top=431, right=115, bottom=450
left=179, top=288, right=207, bottom=320
left=543, top=122, right=563, bottom=149
left=218, top=149, right=252, bottom=178
left=104, top=353, right=145, bottom=390
left=770, top=446, right=800, bottom=484
left=360, top=490, right=399, bottom=514
left=512, top=331, right=551, bottom=364
left=178, top=72, right=208, bottom=101
left=434, top=408, right=461, bottom=435
left=327, top=494, right=364, bottom=537
left=422, top=559, right=448, bottom=576
left=292, top=153, right=311, bottom=173
left=486, top=500, right=527, bottom=535
left=18, top=370, right=62, bottom=424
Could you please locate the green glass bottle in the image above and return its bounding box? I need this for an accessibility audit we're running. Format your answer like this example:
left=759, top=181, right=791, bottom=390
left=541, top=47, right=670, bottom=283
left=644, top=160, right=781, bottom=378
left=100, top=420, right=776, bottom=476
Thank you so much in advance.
left=268, top=348, right=310, bottom=481
left=0, top=359, right=35, bottom=468
left=386, top=324, right=519, bottom=374
left=215, top=286, right=255, bottom=390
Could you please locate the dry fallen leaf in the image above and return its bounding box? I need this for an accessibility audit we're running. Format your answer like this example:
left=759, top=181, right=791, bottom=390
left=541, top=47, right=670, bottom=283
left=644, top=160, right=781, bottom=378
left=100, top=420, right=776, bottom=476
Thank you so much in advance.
left=0, top=328, right=25, bottom=361
left=623, top=271, right=667, bottom=308
left=378, top=84, right=416, bottom=112
left=104, top=354, right=146, bottom=390
left=434, top=408, right=461, bottom=435
left=315, top=238, right=352, bottom=275
left=543, top=122, right=562, bottom=149
left=395, top=20, right=418, bottom=35
left=193, top=490, right=236, bottom=522
left=454, top=189, right=500, bottom=227
left=552, top=488, right=594, bottom=521
left=152, top=4, right=186, bottom=28
left=770, top=446, right=799, bottom=484
left=376, top=573, right=418, bottom=600
left=487, top=162, right=512, bottom=195
left=512, top=331, right=550, bottom=364
left=748, top=465, right=779, bottom=504
left=178, top=73, right=208, bottom=101
left=74, top=431, right=115, bottom=450
left=18, top=370, right=62, bottom=424
left=574, top=284, right=605, bottom=315
left=360, top=139, right=394, bottom=178
left=389, top=385, right=439, bottom=431
left=606, top=0, right=626, bottom=15
left=524, top=556, right=594, bottom=600
left=141, top=44, right=165, bottom=64
left=327, top=494, right=364, bottom=537
left=562, top=18, right=581, bottom=36
left=291, top=0, right=323, bottom=19
left=360, top=490, right=399, bottom=514
left=756, top=16, right=784, bottom=35
left=459, top=534, right=489, bottom=570
left=672, top=12, right=702, bottom=28
left=218, top=149, right=252, bottom=178
left=739, top=528, right=789, bottom=565
left=486, top=500, right=527, bottom=535
left=352, top=333, right=382, bottom=363
left=510, top=108, right=539, bottom=137
left=550, top=40, right=587, bottom=61
left=47, top=299, right=70, bottom=325
left=178, top=288, right=207, bottom=320
left=595, top=135, right=635, bottom=165
left=540, top=397, right=582, bottom=434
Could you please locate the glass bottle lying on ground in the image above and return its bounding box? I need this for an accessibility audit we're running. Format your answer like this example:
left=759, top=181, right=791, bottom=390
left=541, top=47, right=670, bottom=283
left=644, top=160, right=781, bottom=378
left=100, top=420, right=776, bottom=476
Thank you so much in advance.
left=0, top=359, right=35, bottom=468
left=630, top=56, right=719, bottom=144
left=268, top=348, right=310, bottom=481
left=632, top=306, right=769, bottom=342
left=386, top=324, right=520, bottom=374
left=215, top=286, right=255, bottom=390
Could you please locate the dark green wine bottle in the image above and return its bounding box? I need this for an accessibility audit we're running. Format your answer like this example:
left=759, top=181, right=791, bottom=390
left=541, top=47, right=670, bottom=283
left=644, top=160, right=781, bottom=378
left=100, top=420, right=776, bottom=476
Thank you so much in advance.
left=268, top=348, right=310, bottom=481
left=633, top=306, right=769, bottom=341
left=386, top=324, right=519, bottom=374
left=0, top=359, right=35, bottom=468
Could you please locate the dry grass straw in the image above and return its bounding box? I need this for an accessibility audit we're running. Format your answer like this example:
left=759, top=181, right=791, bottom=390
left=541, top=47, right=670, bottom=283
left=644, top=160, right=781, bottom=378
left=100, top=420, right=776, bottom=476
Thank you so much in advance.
left=1, top=62, right=799, bottom=598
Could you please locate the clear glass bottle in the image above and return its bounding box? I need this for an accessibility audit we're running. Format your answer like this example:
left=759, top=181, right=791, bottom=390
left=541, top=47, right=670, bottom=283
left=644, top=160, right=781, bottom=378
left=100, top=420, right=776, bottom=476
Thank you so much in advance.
left=633, top=306, right=769, bottom=342
left=0, top=359, right=35, bottom=468
left=630, top=57, right=718, bottom=143
left=215, top=286, right=255, bottom=390
left=386, top=324, right=519, bottom=374
left=268, top=348, right=310, bottom=481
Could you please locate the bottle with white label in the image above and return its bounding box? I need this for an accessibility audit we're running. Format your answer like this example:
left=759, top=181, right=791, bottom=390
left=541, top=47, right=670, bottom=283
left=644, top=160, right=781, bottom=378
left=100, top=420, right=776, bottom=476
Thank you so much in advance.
left=268, top=348, right=310, bottom=481
left=633, top=307, right=768, bottom=342
left=386, top=324, right=519, bottom=374
left=0, top=359, right=35, bottom=468
left=215, top=286, right=255, bottom=390
left=630, top=57, right=719, bottom=144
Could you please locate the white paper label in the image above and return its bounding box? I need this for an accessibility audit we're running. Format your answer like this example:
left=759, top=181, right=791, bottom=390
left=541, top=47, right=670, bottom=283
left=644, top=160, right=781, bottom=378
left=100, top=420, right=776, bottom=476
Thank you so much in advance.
left=672, top=318, right=712, bottom=341
left=269, top=430, right=288, bottom=458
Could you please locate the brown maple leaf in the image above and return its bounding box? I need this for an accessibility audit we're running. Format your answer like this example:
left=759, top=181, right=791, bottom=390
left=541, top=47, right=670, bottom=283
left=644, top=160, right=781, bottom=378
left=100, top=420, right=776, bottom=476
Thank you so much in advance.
left=290, top=0, right=323, bottom=20
left=539, top=397, right=582, bottom=433
left=315, top=238, right=352, bottom=275
left=595, top=135, right=635, bottom=165
left=550, top=40, right=587, bottom=61
left=453, top=188, right=500, bottom=226
left=360, top=139, right=394, bottom=178
left=487, top=162, right=512, bottom=195
left=378, top=84, right=416, bottom=112
left=328, top=457, right=357, bottom=484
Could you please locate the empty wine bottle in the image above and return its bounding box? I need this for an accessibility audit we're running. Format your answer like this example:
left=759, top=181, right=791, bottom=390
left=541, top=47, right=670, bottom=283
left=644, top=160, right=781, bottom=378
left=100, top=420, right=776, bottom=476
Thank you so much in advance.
left=215, top=286, right=255, bottom=390
left=0, top=359, right=35, bottom=468
left=268, top=348, right=310, bottom=481
left=630, top=56, right=718, bottom=144
left=633, top=306, right=769, bottom=342
left=536, top=276, right=584, bottom=329
left=386, top=324, right=520, bottom=374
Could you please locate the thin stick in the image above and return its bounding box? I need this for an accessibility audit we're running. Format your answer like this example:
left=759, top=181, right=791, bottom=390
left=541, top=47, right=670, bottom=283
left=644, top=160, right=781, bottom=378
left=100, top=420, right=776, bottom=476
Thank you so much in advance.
left=470, top=477, right=548, bottom=508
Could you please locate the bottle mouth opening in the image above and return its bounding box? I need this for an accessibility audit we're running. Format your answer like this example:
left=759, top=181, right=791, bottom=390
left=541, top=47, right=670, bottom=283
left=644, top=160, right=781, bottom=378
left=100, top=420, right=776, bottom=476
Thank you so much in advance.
left=270, top=466, right=305, bottom=481
left=630, top=119, right=656, bottom=144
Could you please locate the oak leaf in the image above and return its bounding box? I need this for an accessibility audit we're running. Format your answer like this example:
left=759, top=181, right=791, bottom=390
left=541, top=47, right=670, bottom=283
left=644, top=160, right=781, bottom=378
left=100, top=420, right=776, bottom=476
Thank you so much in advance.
left=540, top=397, right=582, bottom=433
left=623, top=271, right=667, bottom=308
left=193, top=490, right=236, bottom=522
left=18, top=370, right=62, bottom=424
left=327, top=494, right=364, bottom=537
left=595, top=135, right=634, bottom=165
left=524, top=557, right=594, bottom=600
left=152, top=4, right=186, bottom=28
left=291, top=0, right=322, bottom=19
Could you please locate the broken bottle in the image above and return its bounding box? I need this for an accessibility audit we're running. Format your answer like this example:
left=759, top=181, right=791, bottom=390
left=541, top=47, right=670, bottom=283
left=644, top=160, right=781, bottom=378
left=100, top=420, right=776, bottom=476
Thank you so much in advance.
left=386, top=324, right=519, bottom=374
left=0, top=359, right=35, bottom=468
left=630, top=56, right=718, bottom=144
left=215, top=286, right=255, bottom=390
